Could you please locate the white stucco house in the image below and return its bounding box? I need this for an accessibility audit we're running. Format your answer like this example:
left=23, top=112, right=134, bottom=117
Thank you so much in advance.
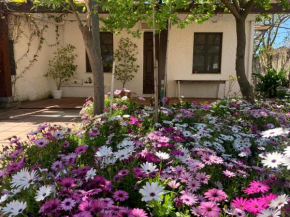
left=4, top=12, right=257, bottom=101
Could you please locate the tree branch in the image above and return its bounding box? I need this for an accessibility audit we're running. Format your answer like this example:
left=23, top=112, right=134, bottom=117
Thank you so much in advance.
left=221, top=0, right=241, bottom=20
left=244, top=0, right=255, bottom=17
left=233, top=0, right=240, bottom=12
left=67, top=0, right=83, bottom=28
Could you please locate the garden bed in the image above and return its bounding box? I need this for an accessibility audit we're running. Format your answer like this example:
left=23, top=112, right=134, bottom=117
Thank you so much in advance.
left=0, top=94, right=290, bottom=217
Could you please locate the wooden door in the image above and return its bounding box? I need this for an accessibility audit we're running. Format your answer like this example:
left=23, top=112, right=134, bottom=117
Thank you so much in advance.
left=143, top=32, right=154, bottom=94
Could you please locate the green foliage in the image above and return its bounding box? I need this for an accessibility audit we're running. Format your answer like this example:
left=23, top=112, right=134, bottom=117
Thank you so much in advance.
left=45, top=44, right=77, bottom=90
left=114, top=38, right=140, bottom=88
left=253, top=68, right=288, bottom=97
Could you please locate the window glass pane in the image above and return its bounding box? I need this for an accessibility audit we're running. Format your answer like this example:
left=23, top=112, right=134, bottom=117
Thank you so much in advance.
left=208, top=45, right=220, bottom=54
left=193, top=55, right=205, bottom=72
left=194, top=45, right=205, bottom=54
left=193, top=33, right=222, bottom=73
left=208, top=34, right=221, bottom=46
left=86, top=32, right=114, bottom=73
left=194, top=34, right=206, bottom=46
left=207, top=55, right=220, bottom=71
left=100, top=33, right=114, bottom=72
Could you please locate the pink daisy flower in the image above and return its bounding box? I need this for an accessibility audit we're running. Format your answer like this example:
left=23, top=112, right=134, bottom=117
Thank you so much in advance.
left=195, top=172, right=210, bottom=184
left=243, top=187, right=256, bottom=195
left=259, top=193, right=277, bottom=207
left=223, top=170, right=236, bottom=178
left=198, top=202, right=221, bottom=217
left=131, top=208, right=148, bottom=217
left=245, top=198, right=265, bottom=214
left=187, top=179, right=201, bottom=192
left=113, top=190, right=129, bottom=202
left=204, top=188, right=227, bottom=202
left=249, top=180, right=270, bottom=193
left=180, top=194, right=198, bottom=206
left=231, top=197, right=249, bottom=210
left=180, top=172, right=192, bottom=183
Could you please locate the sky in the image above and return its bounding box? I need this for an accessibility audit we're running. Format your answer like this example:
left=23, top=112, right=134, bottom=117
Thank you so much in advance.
left=273, top=19, right=290, bottom=48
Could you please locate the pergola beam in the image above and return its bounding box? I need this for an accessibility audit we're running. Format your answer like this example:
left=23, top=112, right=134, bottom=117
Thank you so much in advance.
left=2, top=2, right=290, bottom=14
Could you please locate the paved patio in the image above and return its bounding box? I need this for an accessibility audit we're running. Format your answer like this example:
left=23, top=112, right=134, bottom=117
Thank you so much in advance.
left=0, top=108, right=81, bottom=145
left=0, top=97, right=217, bottom=146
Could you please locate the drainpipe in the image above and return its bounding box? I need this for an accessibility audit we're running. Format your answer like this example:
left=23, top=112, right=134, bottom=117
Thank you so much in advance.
left=247, top=20, right=255, bottom=85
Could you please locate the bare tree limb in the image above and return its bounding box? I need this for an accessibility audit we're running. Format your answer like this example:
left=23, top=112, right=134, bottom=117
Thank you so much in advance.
left=233, top=0, right=240, bottom=12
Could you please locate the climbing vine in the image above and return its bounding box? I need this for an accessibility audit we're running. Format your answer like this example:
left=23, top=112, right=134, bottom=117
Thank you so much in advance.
left=7, top=13, right=66, bottom=99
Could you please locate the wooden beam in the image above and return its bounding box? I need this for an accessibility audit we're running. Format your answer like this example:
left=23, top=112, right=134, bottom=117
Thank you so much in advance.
left=0, top=7, right=13, bottom=100
left=3, top=2, right=290, bottom=14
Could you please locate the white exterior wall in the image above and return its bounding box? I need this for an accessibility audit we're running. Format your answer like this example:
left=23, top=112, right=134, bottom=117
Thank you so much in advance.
left=12, top=13, right=256, bottom=100
left=167, top=14, right=256, bottom=98
left=11, top=14, right=63, bottom=101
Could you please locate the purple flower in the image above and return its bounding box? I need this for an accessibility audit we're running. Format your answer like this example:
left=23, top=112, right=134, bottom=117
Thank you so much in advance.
left=75, top=145, right=88, bottom=154
left=51, top=161, right=63, bottom=171
left=73, top=211, right=93, bottom=217
left=34, top=138, right=48, bottom=148
left=63, top=141, right=70, bottom=148
left=58, top=177, right=78, bottom=189
left=113, top=190, right=129, bottom=202
left=61, top=198, right=76, bottom=211
left=39, top=199, right=61, bottom=215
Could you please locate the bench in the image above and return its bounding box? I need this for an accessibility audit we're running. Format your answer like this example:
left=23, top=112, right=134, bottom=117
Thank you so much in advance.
left=175, top=80, right=227, bottom=98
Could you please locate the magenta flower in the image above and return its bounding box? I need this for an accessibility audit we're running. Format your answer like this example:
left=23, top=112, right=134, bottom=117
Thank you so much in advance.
left=198, top=202, right=221, bottom=217
left=117, top=169, right=130, bottom=177
left=231, top=197, right=249, bottom=210
left=204, top=188, right=227, bottom=202
left=245, top=198, right=265, bottom=214
left=39, top=199, right=61, bottom=215
left=131, top=208, right=148, bottom=217
left=259, top=193, right=277, bottom=207
left=195, top=172, right=210, bottom=184
left=113, top=190, right=129, bottom=202
left=249, top=180, right=270, bottom=193
left=58, top=177, right=77, bottom=189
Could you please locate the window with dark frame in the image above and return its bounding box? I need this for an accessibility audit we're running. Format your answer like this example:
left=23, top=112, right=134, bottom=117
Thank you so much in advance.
left=193, top=33, right=222, bottom=74
left=86, top=32, right=114, bottom=73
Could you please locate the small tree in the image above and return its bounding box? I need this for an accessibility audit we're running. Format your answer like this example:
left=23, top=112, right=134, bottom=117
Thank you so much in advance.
left=114, top=37, right=140, bottom=88
left=45, top=44, right=77, bottom=90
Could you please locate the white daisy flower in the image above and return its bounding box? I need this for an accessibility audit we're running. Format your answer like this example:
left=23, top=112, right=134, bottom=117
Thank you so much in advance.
left=257, top=208, right=280, bottom=217
left=261, top=152, right=284, bottom=168
left=284, top=146, right=290, bottom=158
left=114, top=149, right=132, bottom=160
left=85, top=168, right=96, bottom=181
left=269, top=194, right=289, bottom=209
left=35, top=186, right=52, bottom=202
left=95, top=146, right=112, bottom=158
left=139, top=182, right=165, bottom=202
left=282, top=157, right=290, bottom=170
left=11, top=168, right=39, bottom=190
left=155, top=151, right=170, bottom=160
left=261, top=127, right=290, bottom=138
left=0, top=194, right=9, bottom=203
left=1, top=200, right=27, bottom=216
left=140, top=162, right=158, bottom=174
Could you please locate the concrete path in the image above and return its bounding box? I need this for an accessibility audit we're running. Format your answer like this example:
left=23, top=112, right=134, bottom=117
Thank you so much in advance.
left=0, top=108, right=81, bottom=145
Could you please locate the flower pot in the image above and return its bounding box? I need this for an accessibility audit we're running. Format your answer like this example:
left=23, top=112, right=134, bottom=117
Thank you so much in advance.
left=52, top=90, right=63, bottom=99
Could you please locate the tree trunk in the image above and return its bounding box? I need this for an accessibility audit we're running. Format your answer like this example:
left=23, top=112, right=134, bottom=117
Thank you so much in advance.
left=80, top=15, right=104, bottom=115
left=235, top=17, right=255, bottom=103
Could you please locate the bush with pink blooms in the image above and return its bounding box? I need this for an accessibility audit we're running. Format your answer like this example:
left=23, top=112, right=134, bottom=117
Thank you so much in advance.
left=0, top=95, right=289, bottom=217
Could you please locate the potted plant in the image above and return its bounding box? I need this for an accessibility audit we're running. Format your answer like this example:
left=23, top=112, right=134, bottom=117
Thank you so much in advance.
left=45, top=44, right=78, bottom=99
left=114, top=37, right=140, bottom=88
